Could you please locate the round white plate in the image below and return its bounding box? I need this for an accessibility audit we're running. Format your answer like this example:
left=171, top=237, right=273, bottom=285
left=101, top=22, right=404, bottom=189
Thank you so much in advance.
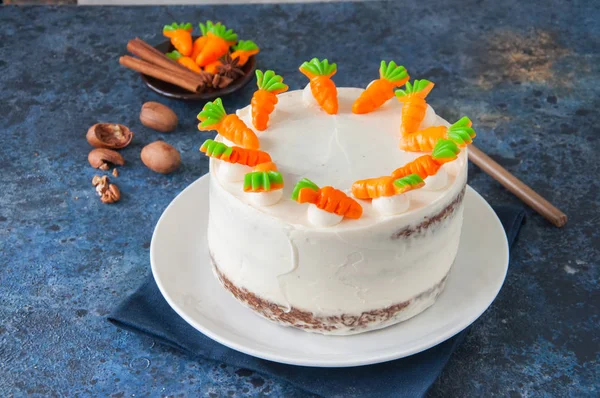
left=151, top=175, right=509, bottom=367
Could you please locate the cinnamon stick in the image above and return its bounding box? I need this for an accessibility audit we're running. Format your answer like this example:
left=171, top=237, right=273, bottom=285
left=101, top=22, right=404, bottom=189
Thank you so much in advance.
left=127, top=38, right=211, bottom=87
left=119, top=56, right=202, bottom=93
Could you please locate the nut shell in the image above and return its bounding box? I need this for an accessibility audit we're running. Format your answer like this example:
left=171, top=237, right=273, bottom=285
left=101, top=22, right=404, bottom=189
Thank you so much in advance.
left=140, top=102, right=178, bottom=133
left=88, top=148, right=125, bottom=169
left=87, top=123, right=133, bottom=149
left=141, top=141, right=181, bottom=174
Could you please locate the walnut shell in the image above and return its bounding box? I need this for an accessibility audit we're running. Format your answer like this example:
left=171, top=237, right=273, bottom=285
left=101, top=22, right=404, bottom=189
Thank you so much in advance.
left=140, top=102, right=178, bottom=133
left=141, top=141, right=181, bottom=174
left=88, top=148, right=125, bottom=169
left=87, top=123, right=133, bottom=149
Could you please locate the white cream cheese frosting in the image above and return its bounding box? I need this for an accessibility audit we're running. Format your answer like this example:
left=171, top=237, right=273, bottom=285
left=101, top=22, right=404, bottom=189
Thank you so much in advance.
left=207, top=87, right=467, bottom=335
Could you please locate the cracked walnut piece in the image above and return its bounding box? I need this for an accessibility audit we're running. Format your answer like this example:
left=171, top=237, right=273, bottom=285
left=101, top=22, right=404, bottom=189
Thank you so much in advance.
left=91, top=175, right=121, bottom=204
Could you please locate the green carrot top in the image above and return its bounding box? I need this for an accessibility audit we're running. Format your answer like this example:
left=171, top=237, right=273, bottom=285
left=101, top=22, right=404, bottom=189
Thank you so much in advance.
left=200, top=139, right=233, bottom=158
left=256, top=70, right=288, bottom=93
left=233, top=40, right=259, bottom=52
left=165, top=50, right=183, bottom=60
left=203, top=21, right=238, bottom=42
left=197, top=98, right=227, bottom=127
left=379, top=61, right=408, bottom=82
left=394, top=174, right=424, bottom=189
left=163, top=22, right=193, bottom=32
left=299, top=58, right=337, bottom=77
left=432, top=139, right=460, bottom=160
left=447, top=117, right=476, bottom=145
left=244, top=170, right=284, bottom=192
left=199, top=20, right=219, bottom=36
left=291, top=178, right=319, bottom=201
left=395, top=79, right=434, bottom=98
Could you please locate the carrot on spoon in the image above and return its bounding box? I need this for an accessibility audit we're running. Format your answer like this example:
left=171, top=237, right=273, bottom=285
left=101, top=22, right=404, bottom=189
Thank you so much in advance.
left=299, top=58, right=339, bottom=115
left=392, top=139, right=460, bottom=180
left=200, top=139, right=271, bottom=166
left=399, top=116, right=476, bottom=152
left=230, top=40, right=259, bottom=66
left=351, top=174, right=424, bottom=200
left=395, top=79, right=435, bottom=135
left=165, top=50, right=201, bottom=73
left=190, top=21, right=213, bottom=61
left=291, top=178, right=363, bottom=219
left=204, top=59, right=222, bottom=74
left=251, top=70, right=288, bottom=131
left=197, top=99, right=260, bottom=149
left=163, top=22, right=193, bottom=57
left=352, top=61, right=409, bottom=114
left=195, top=22, right=238, bottom=67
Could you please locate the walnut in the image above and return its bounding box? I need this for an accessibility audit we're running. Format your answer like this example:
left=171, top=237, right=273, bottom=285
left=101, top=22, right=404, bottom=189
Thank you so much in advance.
left=92, top=175, right=120, bottom=204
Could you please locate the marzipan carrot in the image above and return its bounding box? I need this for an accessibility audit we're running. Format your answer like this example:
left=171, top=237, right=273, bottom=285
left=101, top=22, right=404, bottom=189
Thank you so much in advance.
left=352, top=61, right=409, bottom=114
left=399, top=117, right=476, bottom=152
left=191, top=21, right=212, bottom=61
left=351, top=174, right=424, bottom=199
left=195, top=22, right=238, bottom=67
left=244, top=169, right=284, bottom=192
left=200, top=139, right=271, bottom=166
left=204, top=59, right=222, bottom=74
left=197, top=98, right=260, bottom=149
left=299, top=58, right=338, bottom=115
left=395, top=79, right=435, bottom=135
left=163, top=22, right=193, bottom=57
left=291, top=178, right=363, bottom=219
left=251, top=70, right=288, bottom=131
left=230, top=40, right=260, bottom=66
left=391, top=139, right=460, bottom=180
left=165, top=50, right=201, bottom=73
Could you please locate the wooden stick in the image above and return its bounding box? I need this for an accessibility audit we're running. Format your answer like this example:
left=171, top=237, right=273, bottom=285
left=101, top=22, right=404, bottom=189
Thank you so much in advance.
left=468, top=144, right=567, bottom=227
left=119, top=56, right=201, bottom=93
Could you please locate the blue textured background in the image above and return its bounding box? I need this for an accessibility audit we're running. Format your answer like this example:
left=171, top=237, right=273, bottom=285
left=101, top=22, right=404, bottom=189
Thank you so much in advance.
left=1, top=1, right=598, bottom=396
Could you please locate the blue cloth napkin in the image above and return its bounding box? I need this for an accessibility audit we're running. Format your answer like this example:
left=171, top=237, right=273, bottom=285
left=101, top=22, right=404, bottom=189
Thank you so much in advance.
left=109, top=206, right=525, bottom=398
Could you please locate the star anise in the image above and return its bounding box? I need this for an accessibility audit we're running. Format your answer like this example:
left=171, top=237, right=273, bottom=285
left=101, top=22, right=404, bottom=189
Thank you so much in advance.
left=216, top=54, right=245, bottom=80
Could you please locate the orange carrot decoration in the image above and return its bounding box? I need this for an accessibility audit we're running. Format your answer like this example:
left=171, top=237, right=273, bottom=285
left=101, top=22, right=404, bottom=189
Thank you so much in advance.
left=200, top=139, right=271, bottom=166
left=195, top=22, right=238, bottom=67
left=163, top=22, right=193, bottom=57
left=191, top=21, right=212, bottom=61
left=352, top=61, right=409, bottom=114
left=351, top=174, right=424, bottom=200
left=244, top=164, right=284, bottom=192
left=251, top=70, right=288, bottom=131
left=204, top=59, right=222, bottom=74
left=395, top=79, right=435, bottom=135
left=399, top=117, right=476, bottom=152
left=230, top=40, right=260, bottom=66
left=292, top=178, right=363, bottom=219
left=391, top=139, right=460, bottom=180
left=165, top=51, right=202, bottom=73
left=197, top=98, right=260, bottom=149
left=299, top=58, right=338, bottom=115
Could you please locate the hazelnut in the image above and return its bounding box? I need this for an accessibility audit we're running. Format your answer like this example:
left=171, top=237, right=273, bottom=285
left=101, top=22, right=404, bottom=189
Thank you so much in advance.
left=88, top=148, right=125, bottom=169
left=87, top=123, right=133, bottom=149
left=140, top=102, right=178, bottom=133
left=141, top=141, right=181, bottom=174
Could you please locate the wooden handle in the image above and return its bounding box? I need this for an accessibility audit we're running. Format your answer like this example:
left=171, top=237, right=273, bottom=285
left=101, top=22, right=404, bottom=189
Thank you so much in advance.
left=468, top=144, right=567, bottom=227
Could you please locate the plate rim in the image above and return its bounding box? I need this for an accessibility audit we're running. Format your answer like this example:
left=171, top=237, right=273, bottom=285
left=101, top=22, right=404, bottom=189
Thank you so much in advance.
left=150, top=175, right=509, bottom=367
